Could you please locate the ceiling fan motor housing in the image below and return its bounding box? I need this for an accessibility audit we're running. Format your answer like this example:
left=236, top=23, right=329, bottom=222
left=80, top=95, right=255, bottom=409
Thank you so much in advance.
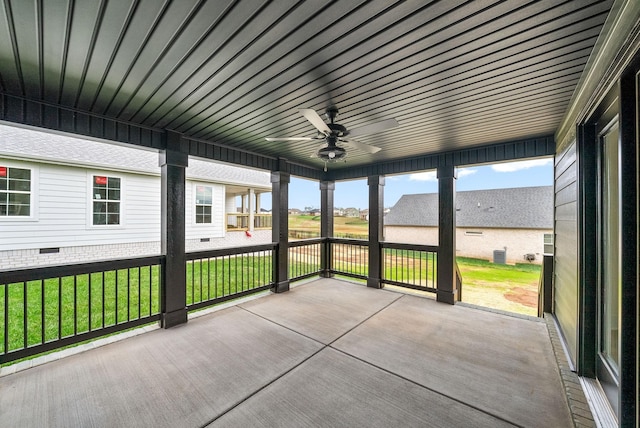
left=327, top=123, right=348, bottom=137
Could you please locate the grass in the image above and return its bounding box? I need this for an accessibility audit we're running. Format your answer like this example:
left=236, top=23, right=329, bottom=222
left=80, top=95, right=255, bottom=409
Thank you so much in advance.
left=456, top=257, right=540, bottom=316
left=186, top=256, right=273, bottom=304
left=1, top=267, right=161, bottom=357
left=1, top=256, right=277, bottom=366
left=2, top=238, right=541, bottom=366
left=289, top=215, right=368, bottom=239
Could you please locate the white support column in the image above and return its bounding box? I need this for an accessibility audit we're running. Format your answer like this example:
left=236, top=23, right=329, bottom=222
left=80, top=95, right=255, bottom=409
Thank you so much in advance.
left=248, top=188, right=255, bottom=231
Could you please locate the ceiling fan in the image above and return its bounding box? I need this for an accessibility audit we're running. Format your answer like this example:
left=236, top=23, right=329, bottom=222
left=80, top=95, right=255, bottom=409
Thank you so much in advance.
left=266, top=107, right=399, bottom=170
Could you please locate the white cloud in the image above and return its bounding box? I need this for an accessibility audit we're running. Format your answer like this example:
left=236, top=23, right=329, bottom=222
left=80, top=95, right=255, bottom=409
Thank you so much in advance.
left=408, top=168, right=477, bottom=181
left=491, top=158, right=552, bottom=172
left=457, top=168, right=477, bottom=178
left=408, top=171, right=437, bottom=181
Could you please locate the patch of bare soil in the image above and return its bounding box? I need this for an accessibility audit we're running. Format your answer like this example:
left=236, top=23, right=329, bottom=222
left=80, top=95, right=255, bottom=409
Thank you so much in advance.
left=504, top=287, right=538, bottom=308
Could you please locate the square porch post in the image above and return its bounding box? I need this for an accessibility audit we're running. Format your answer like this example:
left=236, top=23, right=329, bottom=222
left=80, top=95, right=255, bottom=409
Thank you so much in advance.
left=159, top=131, right=188, bottom=327
left=320, top=180, right=335, bottom=278
left=271, top=171, right=290, bottom=292
left=437, top=165, right=458, bottom=304
left=248, top=188, right=255, bottom=232
left=367, top=175, right=384, bottom=288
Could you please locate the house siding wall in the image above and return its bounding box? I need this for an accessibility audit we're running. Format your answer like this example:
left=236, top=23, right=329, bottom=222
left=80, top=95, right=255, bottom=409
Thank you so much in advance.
left=552, top=141, right=579, bottom=365
left=0, top=159, right=271, bottom=269
left=0, top=159, right=161, bottom=251
left=185, top=181, right=225, bottom=240
left=384, top=225, right=551, bottom=264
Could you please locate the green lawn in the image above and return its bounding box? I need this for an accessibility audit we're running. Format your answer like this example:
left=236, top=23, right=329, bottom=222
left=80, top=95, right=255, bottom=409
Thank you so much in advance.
left=457, top=257, right=540, bottom=316
left=289, top=215, right=368, bottom=239
left=2, top=250, right=540, bottom=366
left=186, top=256, right=273, bottom=304
left=1, top=267, right=161, bottom=355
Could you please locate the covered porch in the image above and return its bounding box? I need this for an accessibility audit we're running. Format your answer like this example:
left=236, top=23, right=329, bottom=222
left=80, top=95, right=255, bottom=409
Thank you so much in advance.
left=1, top=278, right=573, bottom=428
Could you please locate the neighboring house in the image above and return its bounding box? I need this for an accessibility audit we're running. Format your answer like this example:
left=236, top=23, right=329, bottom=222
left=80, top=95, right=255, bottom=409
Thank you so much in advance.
left=384, top=186, right=553, bottom=264
left=0, top=124, right=272, bottom=269
left=288, top=208, right=302, bottom=215
left=344, top=207, right=359, bottom=217
left=359, top=209, right=369, bottom=221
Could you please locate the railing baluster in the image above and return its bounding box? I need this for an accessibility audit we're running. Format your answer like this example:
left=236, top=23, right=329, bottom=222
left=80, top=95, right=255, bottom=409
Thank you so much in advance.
left=3, top=283, right=8, bottom=354
left=58, top=277, right=62, bottom=339
left=23, top=281, right=28, bottom=348
left=40, top=279, right=44, bottom=345
left=127, top=269, right=131, bottom=321
left=73, top=276, right=78, bottom=335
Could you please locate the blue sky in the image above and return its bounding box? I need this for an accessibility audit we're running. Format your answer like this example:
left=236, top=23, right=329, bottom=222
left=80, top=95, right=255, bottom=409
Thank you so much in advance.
left=282, top=158, right=554, bottom=210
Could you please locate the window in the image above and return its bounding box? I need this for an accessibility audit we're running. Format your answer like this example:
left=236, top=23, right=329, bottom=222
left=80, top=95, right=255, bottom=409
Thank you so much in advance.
left=92, top=175, right=120, bottom=225
left=543, top=233, right=554, bottom=254
left=0, top=166, right=31, bottom=216
left=195, top=185, right=213, bottom=224
left=464, top=231, right=483, bottom=236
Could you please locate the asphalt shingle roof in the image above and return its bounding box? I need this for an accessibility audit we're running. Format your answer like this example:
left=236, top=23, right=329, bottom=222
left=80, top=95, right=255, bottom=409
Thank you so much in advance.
left=0, top=124, right=270, bottom=189
left=384, top=186, right=554, bottom=229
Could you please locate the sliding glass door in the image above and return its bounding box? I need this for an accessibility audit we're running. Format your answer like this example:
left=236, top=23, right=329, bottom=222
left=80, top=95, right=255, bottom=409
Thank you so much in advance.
left=597, top=119, right=621, bottom=417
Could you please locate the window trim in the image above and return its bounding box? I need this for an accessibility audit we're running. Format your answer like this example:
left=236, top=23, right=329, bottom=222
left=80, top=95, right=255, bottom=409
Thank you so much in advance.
left=194, top=183, right=214, bottom=225
left=543, top=233, right=554, bottom=254
left=0, top=161, right=38, bottom=222
left=87, top=172, right=125, bottom=228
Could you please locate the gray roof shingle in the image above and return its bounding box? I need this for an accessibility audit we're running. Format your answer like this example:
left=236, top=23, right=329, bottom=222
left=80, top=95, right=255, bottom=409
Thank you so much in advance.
left=384, top=186, right=553, bottom=229
left=0, top=124, right=270, bottom=189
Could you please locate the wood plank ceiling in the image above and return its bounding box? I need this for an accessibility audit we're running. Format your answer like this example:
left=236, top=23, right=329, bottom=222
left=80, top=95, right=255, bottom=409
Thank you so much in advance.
left=0, top=0, right=613, bottom=171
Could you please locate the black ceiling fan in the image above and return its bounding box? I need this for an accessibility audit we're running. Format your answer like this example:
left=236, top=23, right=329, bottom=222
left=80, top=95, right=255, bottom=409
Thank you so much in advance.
left=266, top=107, right=398, bottom=170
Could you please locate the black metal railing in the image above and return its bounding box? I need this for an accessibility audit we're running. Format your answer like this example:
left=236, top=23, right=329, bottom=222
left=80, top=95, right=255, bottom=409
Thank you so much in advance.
left=1, top=239, right=447, bottom=364
left=381, top=242, right=438, bottom=292
left=1, top=256, right=163, bottom=364
left=185, top=243, right=275, bottom=312
left=289, top=238, right=323, bottom=281
left=329, top=238, right=369, bottom=280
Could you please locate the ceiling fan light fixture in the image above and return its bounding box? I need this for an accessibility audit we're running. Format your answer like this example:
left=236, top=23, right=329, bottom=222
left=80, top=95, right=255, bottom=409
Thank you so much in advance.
left=317, top=145, right=346, bottom=162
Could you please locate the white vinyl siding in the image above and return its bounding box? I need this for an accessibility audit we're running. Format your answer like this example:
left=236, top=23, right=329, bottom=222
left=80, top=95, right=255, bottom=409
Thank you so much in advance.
left=185, top=181, right=224, bottom=239
left=0, top=163, right=160, bottom=251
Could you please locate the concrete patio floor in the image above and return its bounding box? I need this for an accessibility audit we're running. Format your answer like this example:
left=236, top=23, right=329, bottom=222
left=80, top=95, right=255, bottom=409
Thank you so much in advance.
left=1, top=278, right=573, bottom=427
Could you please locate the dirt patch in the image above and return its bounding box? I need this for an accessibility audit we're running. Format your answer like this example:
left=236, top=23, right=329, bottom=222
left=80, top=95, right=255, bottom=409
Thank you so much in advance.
left=504, top=287, right=538, bottom=308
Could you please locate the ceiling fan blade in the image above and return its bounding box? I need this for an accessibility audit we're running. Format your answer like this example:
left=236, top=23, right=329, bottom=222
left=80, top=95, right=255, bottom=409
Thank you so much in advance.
left=341, top=138, right=381, bottom=154
left=348, top=118, right=399, bottom=137
left=300, top=109, right=331, bottom=135
left=265, top=137, right=315, bottom=141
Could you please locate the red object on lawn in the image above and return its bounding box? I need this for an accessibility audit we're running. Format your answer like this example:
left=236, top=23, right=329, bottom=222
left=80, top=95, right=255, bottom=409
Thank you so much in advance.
left=245, top=230, right=252, bottom=237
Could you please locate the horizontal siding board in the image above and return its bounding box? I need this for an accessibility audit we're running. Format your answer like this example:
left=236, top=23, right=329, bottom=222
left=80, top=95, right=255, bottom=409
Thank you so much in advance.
left=553, top=140, right=578, bottom=365
left=555, top=163, right=577, bottom=192
left=555, top=146, right=576, bottom=178
left=555, top=202, right=577, bottom=221
left=184, top=181, right=224, bottom=240
left=555, top=181, right=577, bottom=206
